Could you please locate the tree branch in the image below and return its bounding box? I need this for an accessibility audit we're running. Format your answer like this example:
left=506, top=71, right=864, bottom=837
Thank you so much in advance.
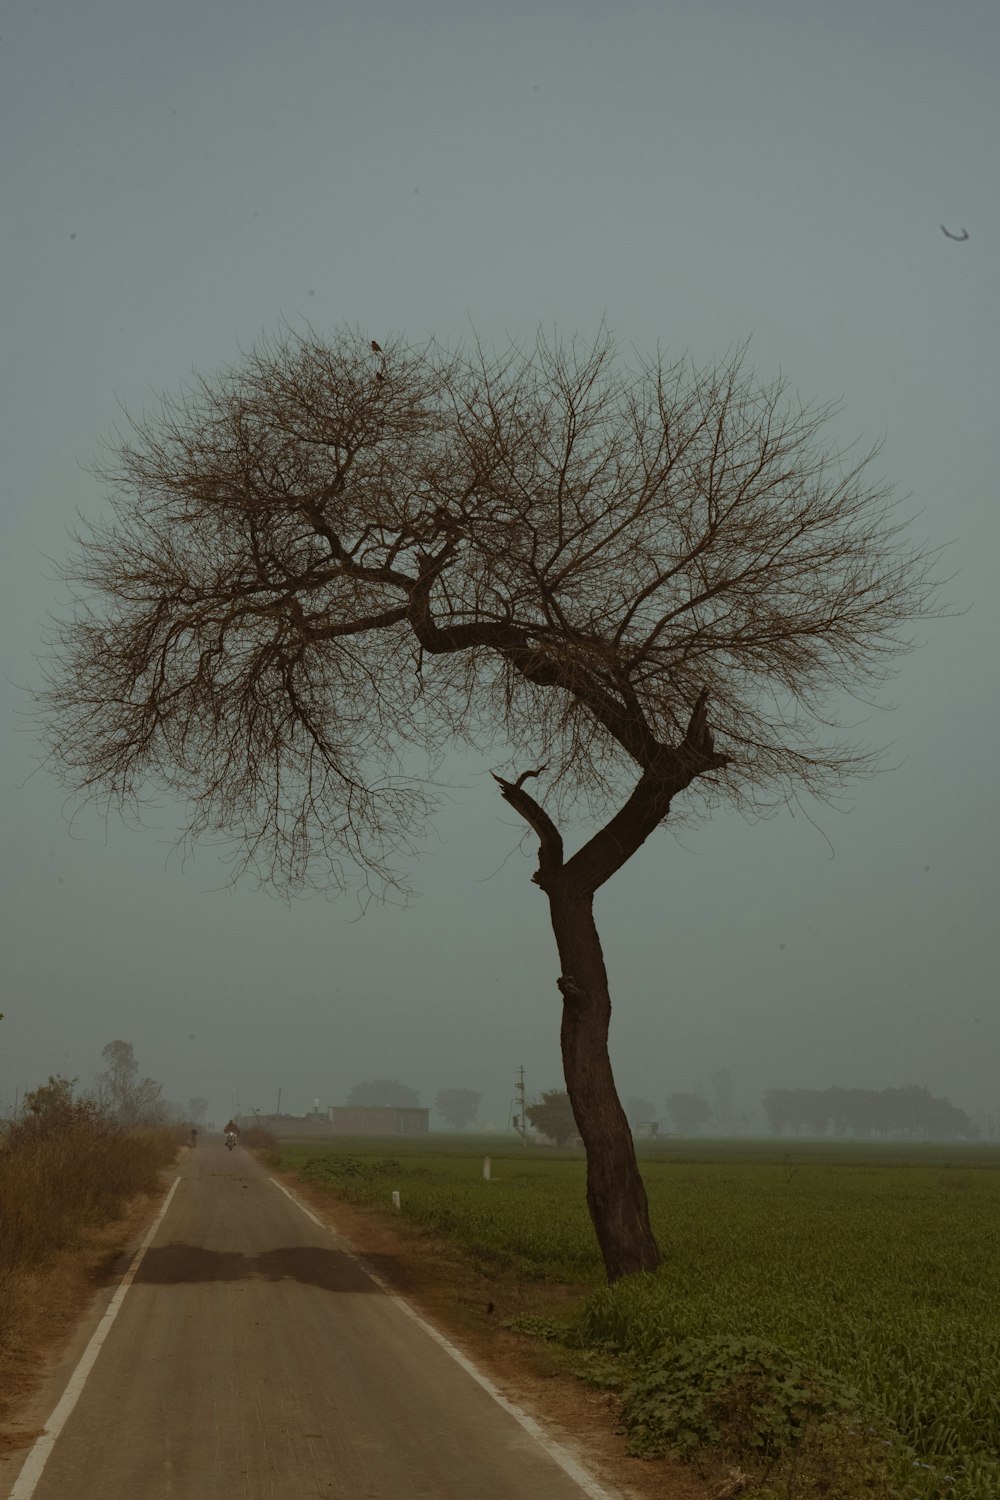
left=35, top=325, right=944, bottom=900
left=563, top=690, right=729, bottom=894
left=491, top=769, right=564, bottom=889
left=304, top=605, right=410, bottom=640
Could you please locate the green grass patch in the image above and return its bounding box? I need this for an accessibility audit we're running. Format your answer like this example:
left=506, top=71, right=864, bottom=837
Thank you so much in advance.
left=275, top=1135, right=1000, bottom=1498
left=277, top=1136, right=597, bottom=1280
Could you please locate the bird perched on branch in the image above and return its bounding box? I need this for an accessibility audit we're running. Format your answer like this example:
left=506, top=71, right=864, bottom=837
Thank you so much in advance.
left=371, top=340, right=383, bottom=353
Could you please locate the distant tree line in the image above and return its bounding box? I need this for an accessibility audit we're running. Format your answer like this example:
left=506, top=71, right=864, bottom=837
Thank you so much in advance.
left=622, top=1070, right=740, bottom=1136
left=669, top=1092, right=713, bottom=1132
left=531, top=1082, right=730, bottom=1143
left=345, top=1079, right=482, bottom=1129
left=629, top=1073, right=976, bottom=1141
left=762, top=1085, right=974, bottom=1140
left=334, top=1076, right=976, bottom=1143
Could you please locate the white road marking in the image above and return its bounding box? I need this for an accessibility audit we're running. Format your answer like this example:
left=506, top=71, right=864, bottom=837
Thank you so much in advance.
left=267, top=1174, right=621, bottom=1500
left=7, top=1175, right=181, bottom=1500
left=269, top=1175, right=324, bottom=1226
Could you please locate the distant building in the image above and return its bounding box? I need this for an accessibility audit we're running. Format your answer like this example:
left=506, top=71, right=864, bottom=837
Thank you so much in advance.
left=240, top=1105, right=431, bottom=1138
left=634, top=1121, right=660, bottom=1139
left=244, top=1112, right=332, bottom=1139
left=329, top=1106, right=429, bottom=1136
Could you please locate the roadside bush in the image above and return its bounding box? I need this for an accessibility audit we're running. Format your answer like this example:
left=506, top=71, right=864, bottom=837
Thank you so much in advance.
left=0, top=1086, right=177, bottom=1366
left=1, top=1120, right=175, bottom=1271
left=618, top=1334, right=864, bottom=1460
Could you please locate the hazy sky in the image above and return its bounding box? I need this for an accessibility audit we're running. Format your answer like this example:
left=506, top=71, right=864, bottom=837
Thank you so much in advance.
left=2, top=0, right=996, bottom=1129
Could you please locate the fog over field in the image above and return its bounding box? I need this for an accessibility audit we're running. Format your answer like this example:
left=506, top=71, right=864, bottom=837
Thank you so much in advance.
left=2, top=1, right=996, bottom=1130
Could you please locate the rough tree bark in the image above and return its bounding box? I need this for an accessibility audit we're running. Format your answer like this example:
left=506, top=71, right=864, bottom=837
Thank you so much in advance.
left=494, top=692, right=728, bottom=1280
left=552, top=888, right=659, bottom=1278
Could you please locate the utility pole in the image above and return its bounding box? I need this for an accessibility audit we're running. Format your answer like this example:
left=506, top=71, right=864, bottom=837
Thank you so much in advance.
left=512, top=1064, right=528, bottom=1146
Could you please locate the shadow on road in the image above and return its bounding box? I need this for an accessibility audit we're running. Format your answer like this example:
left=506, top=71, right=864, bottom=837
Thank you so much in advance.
left=136, top=1242, right=381, bottom=1292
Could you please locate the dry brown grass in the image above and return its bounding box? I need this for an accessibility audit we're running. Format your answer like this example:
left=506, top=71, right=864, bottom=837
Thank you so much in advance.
left=0, top=1108, right=178, bottom=1429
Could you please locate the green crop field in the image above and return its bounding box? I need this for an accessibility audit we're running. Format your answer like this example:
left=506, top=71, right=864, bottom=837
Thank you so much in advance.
left=274, top=1135, right=1000, bottom=1499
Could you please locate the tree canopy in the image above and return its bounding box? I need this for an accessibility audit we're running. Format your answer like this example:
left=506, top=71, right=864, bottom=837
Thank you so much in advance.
left=37, top=327, right=940, bottom=900
left=762, top=1085, right=973, bottom=1139
left=434, top=1087, right=482, bottom=1129
left=35, top=325, right=944, bottom=1280
left=665, top=1091, right=713, bottom=1133
left=525, top=1089, right=579, bottom=1146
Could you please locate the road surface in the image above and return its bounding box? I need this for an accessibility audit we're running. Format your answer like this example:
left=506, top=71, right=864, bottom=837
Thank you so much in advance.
left=2, top=1142, right=615, bottom=1500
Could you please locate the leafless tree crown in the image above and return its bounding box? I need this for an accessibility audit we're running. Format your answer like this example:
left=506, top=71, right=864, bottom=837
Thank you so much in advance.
left=36, top=327, right=943, bottom=895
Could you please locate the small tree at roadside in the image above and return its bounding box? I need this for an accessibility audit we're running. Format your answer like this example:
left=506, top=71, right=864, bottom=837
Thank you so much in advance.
left=25, top=1074, right=77, bottom=1119
left=35, top=327, right=944, bottom=1281
left=526, top=1089, right=578, bottom=1146
left=15, top=1075, right=103, bottom=1143
left=434, top=1087, right=482, bottom=1129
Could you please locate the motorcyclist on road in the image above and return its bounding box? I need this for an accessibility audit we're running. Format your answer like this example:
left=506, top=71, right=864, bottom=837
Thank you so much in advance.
left=224, top=1119, right=240, bottom=1147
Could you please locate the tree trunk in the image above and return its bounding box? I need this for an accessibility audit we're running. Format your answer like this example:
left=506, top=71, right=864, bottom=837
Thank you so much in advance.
left=491, top=704, right=727, bottom=1282
left=548, top=882, right=661, bottom=1281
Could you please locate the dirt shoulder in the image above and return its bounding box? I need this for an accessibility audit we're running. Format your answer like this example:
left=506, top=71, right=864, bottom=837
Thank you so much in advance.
left=272, top=1167, right=716, bottom=1500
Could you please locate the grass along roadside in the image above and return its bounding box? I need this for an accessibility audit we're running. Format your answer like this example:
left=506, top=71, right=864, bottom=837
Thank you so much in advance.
left=270, top=1135, right=1000, bottom=1500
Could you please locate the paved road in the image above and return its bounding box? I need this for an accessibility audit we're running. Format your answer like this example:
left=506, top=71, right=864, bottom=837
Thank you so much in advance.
left=4, top=1144, right=612, bottom=1500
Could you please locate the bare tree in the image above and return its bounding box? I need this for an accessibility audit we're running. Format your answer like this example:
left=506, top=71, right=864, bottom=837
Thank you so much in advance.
left=36, top=327, right=943, bottom=1280
left=95, top=1040, right=164, bottom=1126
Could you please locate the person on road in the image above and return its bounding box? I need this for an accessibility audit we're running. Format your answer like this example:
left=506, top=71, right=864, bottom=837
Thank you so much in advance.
left=189, top=1127, right=198, bottom=1147
left=224, top=1118, right=240, bottom=1139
